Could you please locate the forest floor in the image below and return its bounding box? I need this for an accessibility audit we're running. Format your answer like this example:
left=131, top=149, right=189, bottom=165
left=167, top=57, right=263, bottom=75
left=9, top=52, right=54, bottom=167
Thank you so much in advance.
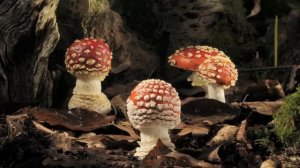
left=0, top=66, right=300, bottom=168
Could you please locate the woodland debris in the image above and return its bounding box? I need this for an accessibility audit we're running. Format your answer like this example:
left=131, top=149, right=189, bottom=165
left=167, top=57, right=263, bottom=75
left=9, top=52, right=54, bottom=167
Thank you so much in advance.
left=6, top=114, right=29, bottom=140
left=236, top=119, right=252, bottom=149
left=167, top=151, right=220, bottom=168
left=246, top=0, right=261, bottom=18
left=207, top=125, right=239, bottom=147
left=181, top=97, right=238, bottom=125
left=52, top=132, right=73, bottom=152
left=197, top=145, right=222, bottom=163
left=232, top=100, right=283, bottom=115
left=43, top=148, right=137, bottom=168
left=141, top=139, right=218, bottom=168
left=20, top=107, right=116, bottom=131
left=260, top=159, right=280, bottom=168
left=113, top=121, right=139, bottom=140
left=176, top=123, right=210, bottom=137
left=244, top=80, right=285, bottom=101
left=111, top=93, right=130, bottom=119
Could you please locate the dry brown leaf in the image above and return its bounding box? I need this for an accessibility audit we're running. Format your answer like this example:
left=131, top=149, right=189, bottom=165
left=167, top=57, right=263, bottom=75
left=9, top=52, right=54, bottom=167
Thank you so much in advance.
left=236, top=119, right=252, bottom=149
left=141, top=139, right=219, bottom=168
left=176, top=123, right=210, bottom=137
left=198, top=145, right=222, bottom=163
left=6, top=114, right=29, bottom=140
left=167, top=151, right=220, bottom=168
left=181, top=97, right=238, bottom=125
left=76, top=133, right=106, bottom=148
left=113, top=121, right=139, bottom=139
left=232, top=101, right=283, bottom=116
left=141, top=139, right=173, bottom=167
left=52, top=132, right=73, bottom=152
left=110, top=94, right=130, bottom=119
left=260, top=159, right=280, bottom=168
left=246, top=0, right=261, bottom=18
left=244, top=80, right=285, bottom=101
left=76, top=133, right=137, bottom=150
left=21, top=107, right=116, bottom=131
left=207, top=125, right=239, bottom=146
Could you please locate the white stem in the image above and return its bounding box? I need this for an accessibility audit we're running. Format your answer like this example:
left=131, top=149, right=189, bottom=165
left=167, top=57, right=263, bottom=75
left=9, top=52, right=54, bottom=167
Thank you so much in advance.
left=188, top=73, right=226, bottom=103
left=207, top=84, right=225, bottom=103
left=68, top=77, right=111, bottom=114
left=135, top=126, right=175, bottom=159
left=188, top=72, right=207, bottom=87
left=73, top=78, right=102, bottom=95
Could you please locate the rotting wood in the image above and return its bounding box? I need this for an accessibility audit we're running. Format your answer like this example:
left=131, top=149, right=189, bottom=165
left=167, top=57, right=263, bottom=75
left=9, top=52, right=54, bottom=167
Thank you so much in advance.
left=0, top=0, right=60, bottom=107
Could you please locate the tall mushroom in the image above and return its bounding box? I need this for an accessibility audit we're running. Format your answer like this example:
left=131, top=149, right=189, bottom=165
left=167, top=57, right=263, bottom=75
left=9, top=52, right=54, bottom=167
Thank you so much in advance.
left=126, top=79, right=181, bottom=159
left=168, top=45, right=238, bottom=103
left=65, top=37, right=112, bottom=114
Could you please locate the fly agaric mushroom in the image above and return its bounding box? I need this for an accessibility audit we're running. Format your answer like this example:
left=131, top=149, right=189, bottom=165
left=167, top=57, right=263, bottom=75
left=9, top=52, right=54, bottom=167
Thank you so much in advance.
left=126, top=79, right=181, bottom=159
left=65, top=37, right=112, bottom=114
left=168, top=45, right=238, bottom=103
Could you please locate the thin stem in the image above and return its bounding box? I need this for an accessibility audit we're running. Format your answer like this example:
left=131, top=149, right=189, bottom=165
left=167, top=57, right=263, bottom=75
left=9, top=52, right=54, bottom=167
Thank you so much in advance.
left=274, top=15, right=278, bottom=67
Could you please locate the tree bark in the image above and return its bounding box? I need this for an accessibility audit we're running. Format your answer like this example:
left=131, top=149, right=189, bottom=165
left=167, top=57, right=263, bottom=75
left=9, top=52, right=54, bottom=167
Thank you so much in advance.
left=0, top=0, right=60, bottom=108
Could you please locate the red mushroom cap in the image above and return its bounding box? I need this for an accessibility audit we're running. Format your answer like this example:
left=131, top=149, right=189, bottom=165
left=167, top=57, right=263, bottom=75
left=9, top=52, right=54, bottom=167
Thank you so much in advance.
left=127, top=79, right=181, bottom=129
left=168, top=45, right=227, bottom=71
left=65, top=37, right=112, bottom=79
left=197, top=56, right=238, bottom=88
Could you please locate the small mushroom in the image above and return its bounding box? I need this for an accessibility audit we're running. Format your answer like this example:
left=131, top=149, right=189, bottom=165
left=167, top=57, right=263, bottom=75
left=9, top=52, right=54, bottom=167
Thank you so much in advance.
left=126, top=79, right=181, bottom=159
left=65, top=37, right=113, bottom=114
left=168, top=45, right=238, bottom=103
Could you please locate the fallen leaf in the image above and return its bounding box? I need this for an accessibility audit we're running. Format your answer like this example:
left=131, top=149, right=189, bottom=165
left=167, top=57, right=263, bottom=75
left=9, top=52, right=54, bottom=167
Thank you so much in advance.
left=111, top=94, right=130, bottom=119
left=76, top=133, right=106, bottom=148
left=21, top=107, right=116, bottom=131
left=52, top=132, right=73, bottom=152
left=141, top=139, right=172, bottom=167
left=246, top=0, right=261, bottom=18
left=232, top=101, right=283, bottom=116
left=198, top=145, right=222, bottom=163
left=167, top=151, right=220, bottom=168
left=113, top=121, right=139, bottom=139
left=6, top=114, right=29, bottom=140
left=244, top=80, right=285, bottom=101
left=236, top=120, right=252, bottom=149
left=181, top=97, right=238, bottom=125
left=176, top=123, right=209, bottom=137
left=207, top=125, right=239, bottom=146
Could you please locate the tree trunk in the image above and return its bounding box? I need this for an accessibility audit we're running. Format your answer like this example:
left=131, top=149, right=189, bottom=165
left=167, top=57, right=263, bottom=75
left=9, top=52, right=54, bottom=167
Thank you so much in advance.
left=0, top=0, right=60, bottom=109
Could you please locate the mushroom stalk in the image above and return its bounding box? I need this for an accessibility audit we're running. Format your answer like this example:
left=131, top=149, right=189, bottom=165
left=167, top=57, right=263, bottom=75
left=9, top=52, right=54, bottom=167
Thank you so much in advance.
left=188, top=73, right=226, bottom=103
left=68, top=77, right=111, bottom=114
left=135, top=126, right=175, bottom=159
left=73, top=78, right=102, bottom=95
left=207, top=84, right=225, bottom=103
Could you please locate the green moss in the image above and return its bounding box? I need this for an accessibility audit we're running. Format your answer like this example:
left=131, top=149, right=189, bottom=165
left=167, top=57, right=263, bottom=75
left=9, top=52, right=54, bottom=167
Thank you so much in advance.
left=207, top=0, right=257, bottom=65
left=273, top=87, right=300, bottom=147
